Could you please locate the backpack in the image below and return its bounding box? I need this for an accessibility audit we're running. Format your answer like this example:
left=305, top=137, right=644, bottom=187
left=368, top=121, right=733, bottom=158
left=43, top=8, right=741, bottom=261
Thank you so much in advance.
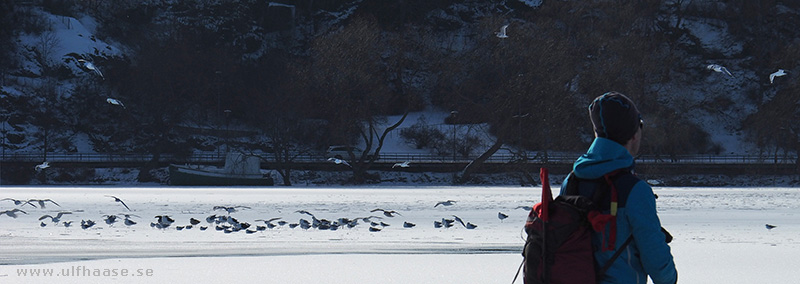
left=515, top=168, right=636, bottom=284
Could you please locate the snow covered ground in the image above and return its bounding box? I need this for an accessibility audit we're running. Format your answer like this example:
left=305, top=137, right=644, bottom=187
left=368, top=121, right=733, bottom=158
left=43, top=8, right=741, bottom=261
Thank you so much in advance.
left=0, top=185, right=799, bottom=283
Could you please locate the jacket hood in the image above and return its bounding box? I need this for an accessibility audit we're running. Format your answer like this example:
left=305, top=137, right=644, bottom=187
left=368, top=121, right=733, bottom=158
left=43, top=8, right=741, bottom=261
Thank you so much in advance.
left=573, top=137, right=634, bottom=179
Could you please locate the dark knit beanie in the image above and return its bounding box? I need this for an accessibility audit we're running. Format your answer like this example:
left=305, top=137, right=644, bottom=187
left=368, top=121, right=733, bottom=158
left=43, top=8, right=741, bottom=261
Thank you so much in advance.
left=588, top=92, right=642, bottom=145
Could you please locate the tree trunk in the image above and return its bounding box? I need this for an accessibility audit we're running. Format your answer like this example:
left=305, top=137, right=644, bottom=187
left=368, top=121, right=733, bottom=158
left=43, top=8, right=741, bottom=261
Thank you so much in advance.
left=350, top=112, right=409, bottom=184
left=458, top=138, right=504, bottom=184
left=277, top=167, right=292, bottom=186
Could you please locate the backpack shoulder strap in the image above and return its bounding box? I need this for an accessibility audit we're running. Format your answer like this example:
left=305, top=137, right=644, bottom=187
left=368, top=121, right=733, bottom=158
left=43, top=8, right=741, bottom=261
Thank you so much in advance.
left=562, top=171, right=581, bottom=195
left=597, top=235, right=634, bottom=278
left=595, top=169, right=639, bottom=279
left=606, top=169, right=640, bottom=208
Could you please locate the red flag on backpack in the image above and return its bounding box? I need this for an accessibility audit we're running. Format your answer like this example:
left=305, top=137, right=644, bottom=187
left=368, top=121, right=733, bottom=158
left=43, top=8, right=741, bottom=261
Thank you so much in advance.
left=528, top=168, right=553, bottom=227
left=539, top=167, right=552, bottom=222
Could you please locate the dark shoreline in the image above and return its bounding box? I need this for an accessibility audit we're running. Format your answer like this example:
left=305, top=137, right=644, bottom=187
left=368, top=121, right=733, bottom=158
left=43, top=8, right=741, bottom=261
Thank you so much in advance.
left=4, top=165, right=799, bottom=187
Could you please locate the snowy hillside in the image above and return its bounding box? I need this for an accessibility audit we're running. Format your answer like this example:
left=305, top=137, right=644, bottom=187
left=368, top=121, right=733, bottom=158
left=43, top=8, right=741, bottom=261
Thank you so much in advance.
left=3, top=1, right=800, bottom=186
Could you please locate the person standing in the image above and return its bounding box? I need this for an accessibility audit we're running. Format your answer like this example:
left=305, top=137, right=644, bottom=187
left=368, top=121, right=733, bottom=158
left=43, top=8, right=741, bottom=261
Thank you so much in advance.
left=561, top=91, right=677, bottom=284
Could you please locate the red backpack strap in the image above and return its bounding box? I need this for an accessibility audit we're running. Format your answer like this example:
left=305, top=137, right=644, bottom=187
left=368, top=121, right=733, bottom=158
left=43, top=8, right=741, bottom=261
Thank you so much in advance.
left=586, top=170, right=624, bottom=251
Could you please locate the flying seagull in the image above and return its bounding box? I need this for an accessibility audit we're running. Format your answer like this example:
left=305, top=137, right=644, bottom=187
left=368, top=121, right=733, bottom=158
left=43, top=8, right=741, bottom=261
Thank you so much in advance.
left=371, top=208, right=402, bottom=217
left=327, top=157, right=351, bottom=167
left=496, top=24, right=509, bottom=38
left=770, top=69, right=787, bottom=84
left=28, top=198, right=60, bottom=208
left=39, top=211, right=72, bottom=223
left=1, top=198, right=37, bottom=208
left=105, top=195, right=131, bottom=211
left=77, top=59, right=104, bottom=79
left=392, top=161, right=411, bottom=168
left=294, top=210, right=315, bottom=217
left=106, top=98, right=126, bottom=109
left=1, top=209, right=28, bottom=218
left=707, top=64, right=733, bottom=77
left=328, top=158, right=353, bottom=168
left=452, top=215, right=466, bottom=227
left=34, top=161, right=50, bottom=171
left=213, top=205, right=251, bottom=214
left=434, top=200, right=457, bottom=207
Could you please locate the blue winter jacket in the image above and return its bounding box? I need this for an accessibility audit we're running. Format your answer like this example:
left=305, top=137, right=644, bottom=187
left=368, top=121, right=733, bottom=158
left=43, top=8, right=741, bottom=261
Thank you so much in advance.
left=560, top=137, right=677, bottom=284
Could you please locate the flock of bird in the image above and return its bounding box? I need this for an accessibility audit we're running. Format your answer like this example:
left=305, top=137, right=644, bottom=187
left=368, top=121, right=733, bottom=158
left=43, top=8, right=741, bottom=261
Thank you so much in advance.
left=1, top=196, right=528, bottom=234
left=495, top=23, right=788, bottom=84
left=706, top=63, right=787, bottom=84
left=22, top=23, right=788, bottom=232
left=54, top=22, right=792, bottom=127
left=318, top=25, right=789, bottom=171
left=25, top=50, right=165, bottom=173
left=326, top=157, right=413, bottom=169
left=3, top=195, right=780, bottom=235
left=71, top=56, right=126, bottom=111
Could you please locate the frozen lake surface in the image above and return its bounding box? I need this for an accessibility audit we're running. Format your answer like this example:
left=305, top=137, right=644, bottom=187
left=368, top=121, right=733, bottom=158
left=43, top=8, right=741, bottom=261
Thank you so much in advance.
left=1, top=186, right=799, bottom=283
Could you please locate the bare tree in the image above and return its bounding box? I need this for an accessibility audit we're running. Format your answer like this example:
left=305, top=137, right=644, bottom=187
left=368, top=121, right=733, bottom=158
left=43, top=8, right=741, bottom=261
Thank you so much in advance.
left=349, top=112, right=409, bottom=183
left=33, top=31, right=61, bottom=77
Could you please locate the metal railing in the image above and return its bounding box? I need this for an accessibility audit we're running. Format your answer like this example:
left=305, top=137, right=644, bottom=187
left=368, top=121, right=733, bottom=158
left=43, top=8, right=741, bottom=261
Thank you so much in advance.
left=1, top=151, right=797, bottom=165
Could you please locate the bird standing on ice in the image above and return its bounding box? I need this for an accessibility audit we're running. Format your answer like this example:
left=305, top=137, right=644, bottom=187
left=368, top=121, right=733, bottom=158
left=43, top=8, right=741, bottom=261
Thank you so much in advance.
left=81, top=219, right=96, bottom=229
left=770, top=69, right=787, bottom=84
left=496, top=24, right=509, bottom=38
left=498, top=212, right=509, bottom=222
left=766, top=224, right=777, bottom=230
left=707, top=64, right=733, bottom=77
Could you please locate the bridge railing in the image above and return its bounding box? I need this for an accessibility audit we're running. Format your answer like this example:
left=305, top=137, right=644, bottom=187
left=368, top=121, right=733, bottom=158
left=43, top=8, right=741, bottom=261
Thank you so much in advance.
left=1, top=151, right=797, bottom=165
